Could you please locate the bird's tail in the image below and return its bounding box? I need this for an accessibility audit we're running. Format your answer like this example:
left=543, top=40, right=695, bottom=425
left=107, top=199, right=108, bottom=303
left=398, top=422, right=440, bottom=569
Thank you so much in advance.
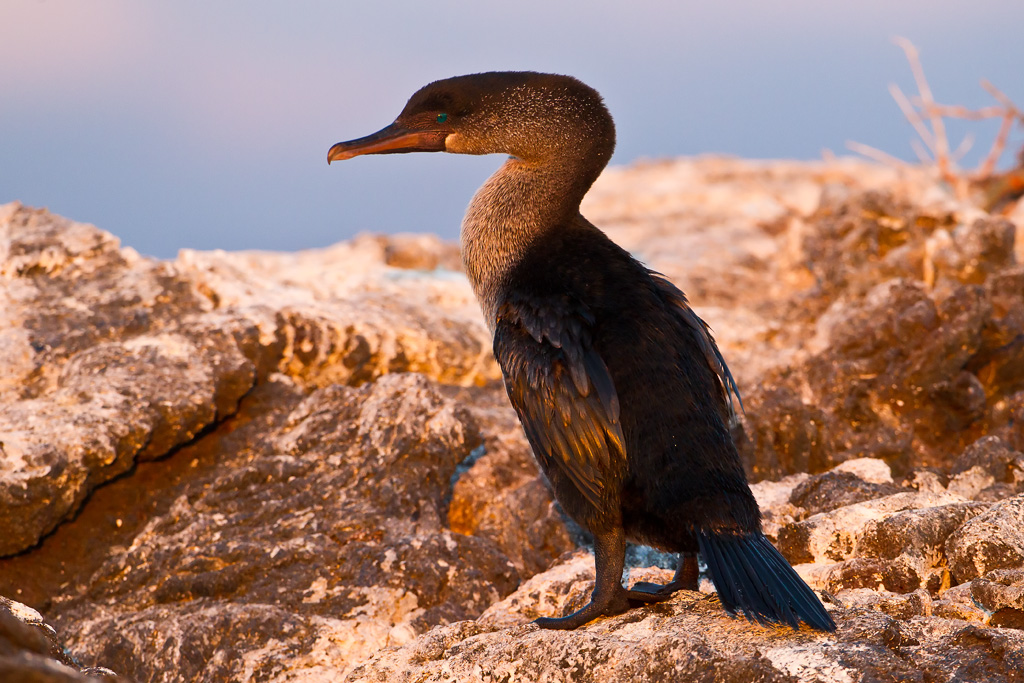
left=697, top=531, right=836, bottom=632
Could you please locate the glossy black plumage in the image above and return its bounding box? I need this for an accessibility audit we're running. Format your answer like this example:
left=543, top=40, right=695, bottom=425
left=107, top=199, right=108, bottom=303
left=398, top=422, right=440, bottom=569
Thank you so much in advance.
left=328, top=71, right=835, bottom=633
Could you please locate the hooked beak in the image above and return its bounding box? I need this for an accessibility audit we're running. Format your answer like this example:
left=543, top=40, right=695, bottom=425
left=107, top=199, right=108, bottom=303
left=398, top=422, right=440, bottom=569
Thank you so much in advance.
left=327, top=122, right=448, bottom=164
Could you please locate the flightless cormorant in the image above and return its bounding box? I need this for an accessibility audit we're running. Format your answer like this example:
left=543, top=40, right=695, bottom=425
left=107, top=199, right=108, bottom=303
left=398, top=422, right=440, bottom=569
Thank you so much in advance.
left=328, top=72, right=835, bottom=632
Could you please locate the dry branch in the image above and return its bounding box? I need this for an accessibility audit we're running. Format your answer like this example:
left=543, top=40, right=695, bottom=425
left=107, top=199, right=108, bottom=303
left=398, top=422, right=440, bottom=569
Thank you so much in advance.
left=850, top=37, right=1024, bottom=205
left=845, top=141, right=911, bottom=168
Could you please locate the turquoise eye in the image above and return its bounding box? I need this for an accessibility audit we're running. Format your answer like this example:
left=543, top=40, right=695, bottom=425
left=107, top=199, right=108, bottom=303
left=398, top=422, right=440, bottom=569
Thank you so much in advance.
left=436, top=113, right=448, bottom=123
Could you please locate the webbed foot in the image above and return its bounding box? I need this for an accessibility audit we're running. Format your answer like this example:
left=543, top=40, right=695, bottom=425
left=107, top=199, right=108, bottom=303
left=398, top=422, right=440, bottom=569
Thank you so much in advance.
left=534, top=527, right=632, bottom=630
left=533, top=587, right=630, bottom=629
left=625, top=582, right=678, bottom=603
left=624, top=552, right=699, bottom=602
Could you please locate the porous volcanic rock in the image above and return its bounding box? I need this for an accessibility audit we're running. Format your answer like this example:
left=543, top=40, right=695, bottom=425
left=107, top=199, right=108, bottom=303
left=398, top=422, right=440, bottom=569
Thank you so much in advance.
left=731, top=189, right=1023, bottom=481
left=444, top=383, right=576, bottom=577
left=777, top=490, right=967, bottom=566
left=0, top=200, right=538, bottom=681
left=946, top=494, right=1024, bottom=583
left=789, top=470, right=908, bottom=517
left=346, top=555, right=1024, bottom=683
left=1, top=156, right=1023, bottom=681
left=968, top=569, right=1024, bottom=628
left=39, top=374, right=522, bottom=681
left=0, top=203, right=499, bottom=558
left=0, top=204, right=258, bottom=557
left=0, top=597, right=121, bottom=681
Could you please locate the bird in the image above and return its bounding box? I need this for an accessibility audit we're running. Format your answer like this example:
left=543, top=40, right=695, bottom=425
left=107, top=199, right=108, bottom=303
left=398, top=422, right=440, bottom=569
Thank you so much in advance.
left=328, top=71, right=835, bottom=632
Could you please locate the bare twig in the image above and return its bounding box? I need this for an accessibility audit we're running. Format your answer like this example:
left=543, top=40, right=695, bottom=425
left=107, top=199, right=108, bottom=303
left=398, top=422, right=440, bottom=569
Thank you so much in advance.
left=910, top=139, right=933, bottom=165
left=976, top=80, right=1024, bottom=177
left=982, top=80, right=1023, bottom=118
left=978, top=111, right=1018, bottom=177
left=845, top=141, right=911, bottom=168
left=850, top=37, right=1024, bottom=205
left=950, top=133, right=975, bottom=163
left=916, top=103, right=1006, bottom=120
left=889, top=84, right=936, bottom=155
left=893, top=37, right=953, bottom=178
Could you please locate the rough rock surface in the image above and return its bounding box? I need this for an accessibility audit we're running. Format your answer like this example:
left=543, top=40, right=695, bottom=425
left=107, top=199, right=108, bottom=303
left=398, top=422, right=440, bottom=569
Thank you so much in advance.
left=0, top=596, right=120, bottom=681
left=947, top=494, right=1024, bottom=582
left=0, top=156, right=1022, bottom=680
left=0, top=203, right=497, bottom=558
left=347, top=554, right=1024, bottom=683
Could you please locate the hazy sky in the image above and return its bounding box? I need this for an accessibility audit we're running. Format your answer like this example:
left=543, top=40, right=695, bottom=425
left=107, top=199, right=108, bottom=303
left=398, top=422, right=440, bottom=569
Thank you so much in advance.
left=2, top=1, right=1022, bottom=257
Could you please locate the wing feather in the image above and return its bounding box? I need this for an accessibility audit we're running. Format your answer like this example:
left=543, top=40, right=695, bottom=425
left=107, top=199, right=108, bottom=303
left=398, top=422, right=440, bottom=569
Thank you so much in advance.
left=649, top=272, right=744, bottom=420
left=493, top=296, right=625, bottom=511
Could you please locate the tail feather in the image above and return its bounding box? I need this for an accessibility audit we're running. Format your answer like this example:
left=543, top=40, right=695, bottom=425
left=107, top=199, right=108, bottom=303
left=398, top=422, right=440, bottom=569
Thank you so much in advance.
left=698, top=531, right=836, bottom=632
left=723, top=537, right=800, bottom=628
left=752, top=534, right=834, bottom=629
left=702, top=533, right=772, bottom=627
left=700, top=532, right=741, bottom=618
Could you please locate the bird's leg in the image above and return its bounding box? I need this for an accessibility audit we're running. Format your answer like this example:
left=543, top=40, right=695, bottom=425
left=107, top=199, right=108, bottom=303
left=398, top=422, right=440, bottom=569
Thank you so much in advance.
left=674, top=551, right=700, bottom=590
left=625, top=551, right=699, bottom=601
left=534, top=527, right=630, bottom=630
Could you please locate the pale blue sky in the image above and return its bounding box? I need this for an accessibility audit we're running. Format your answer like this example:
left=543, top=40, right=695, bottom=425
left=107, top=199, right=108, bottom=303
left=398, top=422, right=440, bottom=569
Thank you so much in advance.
left=1, top=1, right=1022, bottom=257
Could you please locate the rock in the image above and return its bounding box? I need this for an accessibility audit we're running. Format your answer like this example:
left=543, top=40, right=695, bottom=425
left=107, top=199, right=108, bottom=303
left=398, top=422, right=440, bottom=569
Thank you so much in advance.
left=736, top=194, right=1023, bottom=481
left=347, top=553, right=1024, bottom=683
left=902, top=467, right=951, bottom=494
left=370, top=232, right=463, bottom=272
left=812, top=556, right=926, bottom=594
left=738, top=386, right=831, bottom=481
left=933, top=581, right=992, bottom=623
left=904, top=621, right=1024, bottom=682
left=789, top=470, right=907, bottom=517
left=449, top=454, right=574, bottom=578
left=832, top=457, right=895, bottom=484
left=926, top=217, right=1017, bottom=287
left=348, top=553, right=837, bottom=683
left=0, top=156, right=1022, bottom=680
left=818, top=279, right=987, bottom=467
left=946, top=494, right=1024, bottom=582
left=0, top=597, right=122, bottom=681
left=443, top=384, right=575, bottom=578
left=0, top=202, right=499, bottom=557
left=743, top=272, right=1003, bottom=478
left=173, top=236, right=497, bottom=389
left=833, top=587, right=933, bottom=620
left=0, top=204, right=259, bottom=557
left=855, top=502, right=991, bottom=562
left=952, top=436, right=1021, bottom=478
left=855, top=501, right=990, bottom=592
left=476, top=551, right=602, bottom=630
left=972, top=267, right=1024, bottom=400
left=777, top=491, right=964, bottom=565
left=33, top=374, right=519, bottom=681
left=805, top=190, right=953, bottom=303
left=749, top=472, right=808, bottom=540
left=1000, top=392, right=1024, bottom=453
left=971, top=569, right=1024, bottom=628
left=947, top=436, right=1024, bottom=500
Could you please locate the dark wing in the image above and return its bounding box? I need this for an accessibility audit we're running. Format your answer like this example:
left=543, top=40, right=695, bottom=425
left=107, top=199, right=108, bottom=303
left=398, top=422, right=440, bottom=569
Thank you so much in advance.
left=649, top=272, right=743, bottom=421
left=493, top=294, right=625, bottom=510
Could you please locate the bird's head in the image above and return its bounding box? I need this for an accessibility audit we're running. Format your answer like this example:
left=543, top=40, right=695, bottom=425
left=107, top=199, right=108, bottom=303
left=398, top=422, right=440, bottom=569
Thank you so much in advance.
left=328, top=71, right=615, bottom=167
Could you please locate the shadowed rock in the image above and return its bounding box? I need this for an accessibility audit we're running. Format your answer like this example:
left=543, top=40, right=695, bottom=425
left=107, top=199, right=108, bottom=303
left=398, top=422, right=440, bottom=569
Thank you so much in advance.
left=737, top=191, right=1023, bottom=481
left=946, top=494, right=1024, bottom=583
left=790, top=470, right=908, bottom=517
left=0, top=597, right=122, bottom=681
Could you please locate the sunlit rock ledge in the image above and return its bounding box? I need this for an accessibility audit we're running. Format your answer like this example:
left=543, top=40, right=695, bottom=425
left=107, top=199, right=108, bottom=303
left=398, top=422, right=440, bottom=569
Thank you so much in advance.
left=1, top=156, right=1022, bottom=682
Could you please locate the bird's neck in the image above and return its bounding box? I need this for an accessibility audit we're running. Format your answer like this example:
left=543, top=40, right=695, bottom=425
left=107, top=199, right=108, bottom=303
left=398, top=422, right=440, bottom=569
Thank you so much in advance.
left=460, top=156, right=596, bottom=329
